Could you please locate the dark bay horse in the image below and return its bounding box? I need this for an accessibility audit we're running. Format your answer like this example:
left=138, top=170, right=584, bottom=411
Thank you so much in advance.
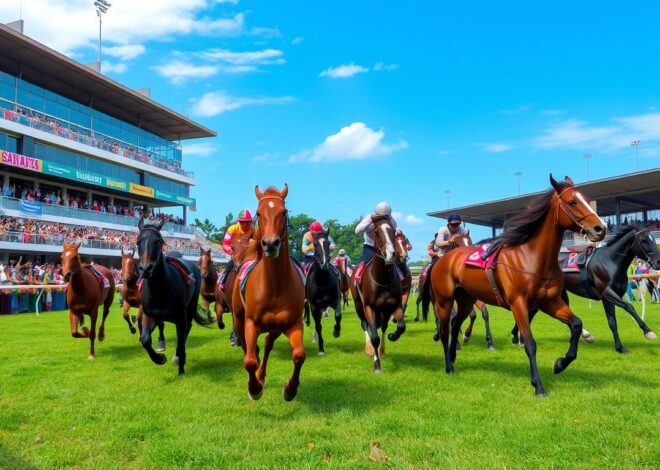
left=350, top=215, right=405, bottom=373
left=136, top=219, right=213, bottom=377
left=336, top=258, right=351, bottom=308
left=120, top=249, right=165, bottom=352
left=395, top=230, right=412, bottom=315
left=232, top=185, right=306, bottom=401
left=430, top=175, right=606, bottom=396
left=61, top=243, right=115, bottom=360
left=199, top=248, right=218, bottom=321
left=512, top=224, right=659, bottom=353
left=304, top=228, right=341, bottom=355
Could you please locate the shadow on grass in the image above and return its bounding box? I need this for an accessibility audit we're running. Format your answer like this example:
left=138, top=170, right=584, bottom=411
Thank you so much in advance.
left=0, top=444, right=36, bottom=470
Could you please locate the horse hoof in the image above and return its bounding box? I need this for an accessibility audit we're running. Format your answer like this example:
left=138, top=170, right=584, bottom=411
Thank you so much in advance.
left=249, top=388, right=264, bottom=401
left=432, top=334, right=440, bottom=342
left=218, top=322, right=225, bottom=330
left=462, top=335, right=469, bottom=343
left=536, top=392, right=548, bottom=398
left=414, top=317, right=419, bottom=322
left=172, top=355, right=179, bottom=364
left=387, top=332, right=398, bottom=342
left=130, top=327, right=136, bottom=335
left=333, top=327, right=340, bottom=338
left=312, top=331, right=318, bottom=344
left=645, top=331, right=657, bottom=340
left=616, top=347, right=629, bottom=354
left=445, top=369, right=454, bottom=375
left=131, top=315, right=137, bottom=323
left=553, top=359, right=565, bottom=375
left=282, top=388, right=297, bottom=402
left=488, top=345, right=496, bottom=351
left=582, top=334, right=595, bottom=343
left=157, top=340, right=166, bottom=352
left=318, top=351, right=326, bottom=356
left=374, top=368, right=382, bottom=375
left=81, top=327, right=89, bottom=337
left=178, top=372, right=185, bottom=378
left=155, top=354, right=167, bottom=365
left=88, top=355, right=94, bottom=361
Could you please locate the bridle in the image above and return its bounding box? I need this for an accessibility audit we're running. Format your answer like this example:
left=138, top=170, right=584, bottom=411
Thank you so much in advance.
left=254, top=195, right=289, bottom=241
left=555, top=186, right=596, bottom=237
left=136, top=226, right=164, bottom=267
left=373, top=219, right=395, bottom=262
left=609, top=228, right=657, bottom=265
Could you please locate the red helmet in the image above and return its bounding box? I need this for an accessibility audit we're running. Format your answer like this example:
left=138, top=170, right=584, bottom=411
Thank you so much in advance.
left=309, top=221, right=323, bottom=233
left=237, top=209, right=253, bottom=222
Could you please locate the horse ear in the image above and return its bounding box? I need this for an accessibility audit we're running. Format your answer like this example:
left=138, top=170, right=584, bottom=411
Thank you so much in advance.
left=255, top=185, right=264, bottom=200
left=549, top=174, right=562, bottom=193
left=280, top=183, right=288, bottom=199
left=200, top=247, right=205, bottom=255
left=564, top=175, right=575, bottom=186
left=121, top=248, right=125, bottom=256
left=138, top=217, right=144, bottom=231
left=326, top=226, right=331, bottom=236
left=157, top=219, right=166, bottom=231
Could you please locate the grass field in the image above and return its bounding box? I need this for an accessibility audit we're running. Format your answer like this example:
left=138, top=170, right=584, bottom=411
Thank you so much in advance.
left=0, top=293, right=658, bottom=469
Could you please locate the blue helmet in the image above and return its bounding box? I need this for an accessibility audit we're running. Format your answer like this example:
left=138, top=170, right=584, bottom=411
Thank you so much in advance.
left=447, top=213, right=461, bottom=223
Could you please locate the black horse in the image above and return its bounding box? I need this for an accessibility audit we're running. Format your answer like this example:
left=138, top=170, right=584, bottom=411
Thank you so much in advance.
left=513, top=225, right=659, bottom=353
left=136, top=219, right=214, bottom=377
left=303, top=229, right=341, bottom=355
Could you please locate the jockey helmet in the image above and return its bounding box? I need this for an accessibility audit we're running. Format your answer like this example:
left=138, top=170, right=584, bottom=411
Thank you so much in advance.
left=375, top=201, right=392, bottom=216
left=339, top=249, right=346, bottom=255
left=309, top=221, right=323, bottom=233
left=237, top=209, right=253, bottom=222
left=447, top=213, right=461, bottom=224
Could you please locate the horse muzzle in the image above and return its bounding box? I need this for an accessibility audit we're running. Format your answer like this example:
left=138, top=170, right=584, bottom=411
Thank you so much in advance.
left=585, top=224, right=606, bottom=243
left=63, top=272, right=72, bottom=282
left=261, top=237, right=281, bottom=258
left=139, top=263, right=154, bottom=279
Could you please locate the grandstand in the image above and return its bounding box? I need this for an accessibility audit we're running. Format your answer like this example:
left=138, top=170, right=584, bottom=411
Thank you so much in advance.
left=428, top=168, right=660, bottom=244
left=0, top=22, right=226, bottom=266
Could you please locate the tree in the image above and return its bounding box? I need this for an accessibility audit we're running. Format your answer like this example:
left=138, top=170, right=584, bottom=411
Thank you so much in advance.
left=288, top=213, right=315, bottom=260
left=193, top=218, right=218, bottom=240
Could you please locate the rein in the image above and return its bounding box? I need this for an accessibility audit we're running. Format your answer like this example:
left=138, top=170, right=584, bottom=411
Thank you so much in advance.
left=608, top=228, right=656, bottom=264
left=555, top=187, right=595, bottom=237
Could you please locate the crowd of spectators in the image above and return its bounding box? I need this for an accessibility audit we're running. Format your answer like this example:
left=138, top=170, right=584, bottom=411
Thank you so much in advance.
left=2, top=108, right=187, bottom=175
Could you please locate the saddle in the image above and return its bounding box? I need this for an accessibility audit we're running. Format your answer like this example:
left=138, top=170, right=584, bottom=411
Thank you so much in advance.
left=560, top=246, right=594, bottom=273
left=86, top=265, right=110, bottom=289
left=566, top=244, right=594, bottom=253
left=166, top=256, right=195, bottom=285
left=464, top=242, right=508, bottom=309
left=238, top=258, right=306, bottom=305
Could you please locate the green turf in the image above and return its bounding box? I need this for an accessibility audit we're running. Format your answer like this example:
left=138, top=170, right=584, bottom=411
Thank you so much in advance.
left=0, top=293, right=658, bottom=469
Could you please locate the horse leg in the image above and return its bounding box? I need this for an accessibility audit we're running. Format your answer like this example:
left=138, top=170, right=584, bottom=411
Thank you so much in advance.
left=283, top=322, right=306, bottom=401
left=449, top=295, right=474, bottom=365
left=98, top=300, right=111, bottom=342
left=215, top=299, right=225, bottom=330
left=202, top=297, right=212, bottom=320
left=414, top=296, right=421, bottom=322
left=69, top=311, right=89, bottom=338
left=140, top=313, right=167, bottom=365
left=243, top=320, right=263, bottom=400
left=479, top=303, right=495, bottom=350
left=123, top=302, right=136, bottom=335
left=173, top=321, right=188, bottom=377
left=462, top=309, right=477, bottom=344
left=511, top=323, right=520, bottom=346
left=333, top=298, right=342, bottom=338
left=256, top=332, right=281, bottom=385
left=365, top=306, right=382, bottom=374
left=312, top=305, right=325, bottom=355
left=387, top=306, right=406, bottom=342
left=540, top=297, right=583, bottom=376
left=88, top=308, right=98, bottom=360
left=156, top=322, right=166, bottom=353
left=602, top=287, right=656, bottom=340
left=433, top=297, right=454, bottom=374
left=511, top=303, right=546, bottom=397
left=601, top=300, right=625, bottom=353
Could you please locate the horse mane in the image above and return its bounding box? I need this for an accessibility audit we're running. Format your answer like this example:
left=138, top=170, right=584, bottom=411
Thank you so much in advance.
left=605, top=224, right=640, bottom=246
left=260, top=186, right=283, bottom=198
left=501, top=184, right=568, bottom=247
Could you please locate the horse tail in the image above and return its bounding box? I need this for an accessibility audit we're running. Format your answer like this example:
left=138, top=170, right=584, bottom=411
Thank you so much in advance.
left=420, top=274, right=432, bottom=322
left=193, top=303, right=216, bottom=328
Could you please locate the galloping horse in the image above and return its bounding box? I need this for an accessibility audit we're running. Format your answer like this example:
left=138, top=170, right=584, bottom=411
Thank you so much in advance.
left=395, top=230, right=412, bottom=315
left=512, top=224, right=659, bottom=353
left=136, top=219, right=213, bottom=377
left=61, top=243, right=115, bottom=360
left=336, top=258, right=351, bottom=308
left=350, top=215, right=405, bottom=373
left=199, top=248, right=218, bottom=321
left=120, top=249, right=165, bottom=352
left=430, top=175, right=606, bottom=396
left=232, top=185, right=306, bottom=401
left=304, top=228, right=341, bottom=355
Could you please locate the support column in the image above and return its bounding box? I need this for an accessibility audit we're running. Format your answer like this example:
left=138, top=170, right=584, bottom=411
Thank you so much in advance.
left=183, top=206, right=187, bottom=225
left=615, top=197, right=621, bottom=227
left=492, top=226, right=497, bottom=238
left=642, top=210, right=648, bottom=224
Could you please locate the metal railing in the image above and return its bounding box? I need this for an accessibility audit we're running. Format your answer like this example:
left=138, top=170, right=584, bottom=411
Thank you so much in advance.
left=562, top=230, right=660, bottom=246
left=0, top=196, right=194, bottom=234
left=1, top=107, right=194, bottom=178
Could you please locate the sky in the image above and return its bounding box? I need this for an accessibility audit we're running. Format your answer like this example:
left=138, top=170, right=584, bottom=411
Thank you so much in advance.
left=2, top=0, right=660, bottom=260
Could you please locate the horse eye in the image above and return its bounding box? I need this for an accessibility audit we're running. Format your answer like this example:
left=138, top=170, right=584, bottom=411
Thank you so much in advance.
left=568, top=200, right=577, bottom=206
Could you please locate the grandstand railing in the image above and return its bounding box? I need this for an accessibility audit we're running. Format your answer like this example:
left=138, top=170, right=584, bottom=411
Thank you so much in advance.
left=1, top=106, right=193, bottom=178
left=0, top=231, right=224, bottom=258
left=562, top=230, right=660, bottom=246
left=0, top=196, right=194, bottom=234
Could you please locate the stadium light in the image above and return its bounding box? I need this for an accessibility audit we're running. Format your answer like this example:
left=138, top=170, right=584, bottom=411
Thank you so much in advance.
left=514, top=171, right=523, bottom=195
left=582, top=154, right=592, bottom=182
left=630, top=140, right=641, bottom=171
left=444, top=189, right=451, bottom=208
left=94, top=0, right=112, bottom=71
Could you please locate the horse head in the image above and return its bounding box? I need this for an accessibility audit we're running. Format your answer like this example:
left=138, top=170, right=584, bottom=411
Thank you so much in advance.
left=395, top=229, right=410, bottom=263
left=120, top=248, right=137, bottom=284
left=61, top=243, right=82, bottom=282
left=372, top=215, right=396, bottom=265
left=312, top=228, right=332, bottom=270
left=632, top=227, right=660, bottom=269
left=452, top=231, right=473, bottom=248
left=199, top=248, right=213, bottom=278
left=136, top=218, right=166, bottom=279
left=255, top=184, right=289, bottom=258
left=550, top=174, right=606, bottom=242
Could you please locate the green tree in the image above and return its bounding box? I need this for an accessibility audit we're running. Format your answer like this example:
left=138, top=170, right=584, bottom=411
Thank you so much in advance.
left=193, top=218, right=218, bottom=240
left=287, top=213, right=315, bottom=260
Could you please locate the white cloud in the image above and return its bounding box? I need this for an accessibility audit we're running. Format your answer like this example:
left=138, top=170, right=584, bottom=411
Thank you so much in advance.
left=198, top=48, right=284, bottom=65
left=291, top=36, right=304, bottom=45
left=500, top=104, right=533, bottom=116
left=392, top=212, right=424, bottom=226
left=540, top=109, right=564, bottom=116
left=103, top=44, right=146, bottom=61
left=405, top=215, right=424, bottom=225
left=374, top=62, right=398, bottom=71
left=479, top=143, right=512, bottom=153
left=320, top=62, right=369, bottom=78
left=152, top=61, right=219, bottom=84
left=251, top=152, right=281, bottom=166
left=290, top=122, right=408, bottom=163
left=191, top=91, right=295, bottom=117
left=216, top=0, right=239, bottom=3
left=101, top=61, right=128, bottom=74
left=183, top=142, right=217, bottom=157
left=249, top=26, right=281, bottom=38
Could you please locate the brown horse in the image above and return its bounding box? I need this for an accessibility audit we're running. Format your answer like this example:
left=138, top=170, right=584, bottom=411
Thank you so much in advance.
left=61, top=243, right=115, bottom=360
left=232, top=185, right=306, bottom=401
left=350, top=215, right=405, bottom=373
left=395, top=230, right=412, bottom=314
left=430, top=175, right=606, bottom=396
left=120, top=249, right=165, bottom=351
left=199, top=248, right=218, bottom=321
left=336, top=258, right=351, bottom=308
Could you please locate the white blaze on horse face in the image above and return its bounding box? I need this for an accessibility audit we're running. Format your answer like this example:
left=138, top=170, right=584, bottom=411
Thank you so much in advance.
left=576, top=191, right=604, bottom=226
left=381, top=224, right=395, bottom=263
left=319, top=237, right=327, bottom=265
left=268, top=201, right=274, bottom=208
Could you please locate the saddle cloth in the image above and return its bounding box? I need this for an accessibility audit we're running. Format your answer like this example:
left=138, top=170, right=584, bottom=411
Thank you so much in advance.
left=166, top=256, right=195, bottom=285
left=354, top=260, right=404, bottom=285
left=560, top=247, right=594, bottom=273
left=86, top=265, right=110, bottom=289
left=239, top=258, right=307, bottom=301
left=464, top=243, right=504, bottom=269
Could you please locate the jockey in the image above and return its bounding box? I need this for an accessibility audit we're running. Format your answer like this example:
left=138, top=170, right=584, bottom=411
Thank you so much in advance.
left=395, top=229, right=413, bottom=253
left=355, top=201, right=398, bottom=269
left=334, top=248, right=352, bottom=268
left=218, top=209, right=254, bottom=289
left=301, top=221, right=335, bottom=270
left=435, top=213, right=468, bottom=256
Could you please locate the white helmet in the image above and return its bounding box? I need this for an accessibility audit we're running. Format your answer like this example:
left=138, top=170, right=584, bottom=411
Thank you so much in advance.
left=375, top=201, right=392, bottom=216
left=339, top=248, right=346, bottom=255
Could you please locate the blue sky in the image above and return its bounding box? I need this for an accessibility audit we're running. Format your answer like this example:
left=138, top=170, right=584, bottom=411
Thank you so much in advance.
left=2, top=1, right=660, bottom=259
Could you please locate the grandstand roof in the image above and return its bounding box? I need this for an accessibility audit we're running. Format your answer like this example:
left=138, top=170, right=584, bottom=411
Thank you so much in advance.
left=428, top=168, right=660, bottom=227
left=0, top=23, right=216, bottom=141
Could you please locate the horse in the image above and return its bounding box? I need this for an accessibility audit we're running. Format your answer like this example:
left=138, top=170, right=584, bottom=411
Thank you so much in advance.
left=232, top=185, right=306, bottom=401
left=61, top=243, right=115, bottom=360
left=304, top=228, right=341, bottom=355
left=430, top=175, right=606, bottom=396
left=119, top=249, right=166, bottom=352
left=512, top=224, right=659, bottom=353
left=395, top=230, right=412, bottom=315
left=136, top=218, right=214, bottom=377
left=350, top=215, right=405, bottom=374
left=336, top=258, right=351, bottom=308
left=199, top=248, right=218, bottom=321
